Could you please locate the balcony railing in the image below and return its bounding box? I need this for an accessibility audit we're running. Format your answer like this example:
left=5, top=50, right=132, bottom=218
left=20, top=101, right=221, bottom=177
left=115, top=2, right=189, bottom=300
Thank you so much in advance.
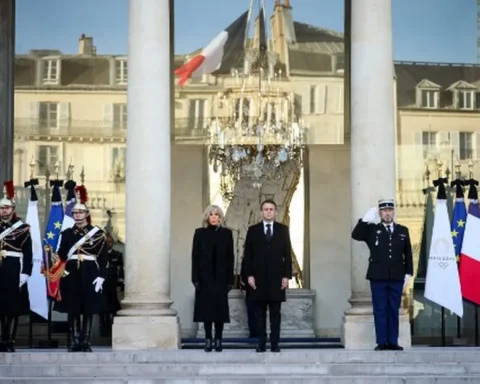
left=14, top=118, right=127, bottom=139
left=13, top=118, right=211, bottom=141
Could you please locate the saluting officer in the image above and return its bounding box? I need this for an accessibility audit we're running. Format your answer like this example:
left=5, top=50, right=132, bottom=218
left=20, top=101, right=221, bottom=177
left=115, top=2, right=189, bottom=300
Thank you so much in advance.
left=352, top=199, right=413, bottom=351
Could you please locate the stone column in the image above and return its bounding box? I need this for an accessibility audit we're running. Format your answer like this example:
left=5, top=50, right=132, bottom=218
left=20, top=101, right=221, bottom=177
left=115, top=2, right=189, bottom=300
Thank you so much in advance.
left=341, top=0, right=411, bottom=349
left=0, top=0, right=15, bottom=183
left=112, top=0, right=180, bottom=350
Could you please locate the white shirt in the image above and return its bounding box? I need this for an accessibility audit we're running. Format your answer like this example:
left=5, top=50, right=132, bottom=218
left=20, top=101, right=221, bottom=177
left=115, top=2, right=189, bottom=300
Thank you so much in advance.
left=263, top=221, right=274, bottom=235
left=383, top=223, right=394, bottom=233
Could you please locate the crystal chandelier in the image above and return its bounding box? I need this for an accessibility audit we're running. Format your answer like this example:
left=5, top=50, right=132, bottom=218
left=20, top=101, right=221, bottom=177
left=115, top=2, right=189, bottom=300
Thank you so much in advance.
left=206, top=11, right=307, bottom=198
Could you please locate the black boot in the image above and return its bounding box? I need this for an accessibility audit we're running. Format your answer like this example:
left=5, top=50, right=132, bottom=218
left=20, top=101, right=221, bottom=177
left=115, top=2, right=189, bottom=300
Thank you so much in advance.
left=67, top=314, right=82, bottom=352
left=204, top=339, right=213, bottom=352
left=0, top=316, right=7, bottom=352
left=81, top=315, right=93, bottom=352
left=5, top=317, right=18, bottom=352
left=214, top=322, right=223, bottom=352
left=214, top=339, right=223, bottom=352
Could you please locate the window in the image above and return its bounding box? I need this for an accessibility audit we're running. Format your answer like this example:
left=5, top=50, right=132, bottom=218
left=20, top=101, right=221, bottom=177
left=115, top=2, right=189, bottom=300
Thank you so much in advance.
left=113, top=103, right=127, bottom=130
left=112, top=147, right=126, bottom=181
left=39, top=102, right=59, bottom=129
left=187, top=99, right=206, bottom=130
left=421, top=131, right=437, bottom=159
left=460, top=132, right=473, bottom=160
left=234, top=98, right=250, bottom=122
left=421, top=90, right=438, bottom=108
left=42, top=59, right=59, bottom=82
left=416, top=79, right=441, bottom=109
left=37, top=145, right=59, bottom=176
left=115, top=59, right=128, bottom=83
left=262, top=101, right=276, bottom=124
left=458, top=91, right=474, bottom=110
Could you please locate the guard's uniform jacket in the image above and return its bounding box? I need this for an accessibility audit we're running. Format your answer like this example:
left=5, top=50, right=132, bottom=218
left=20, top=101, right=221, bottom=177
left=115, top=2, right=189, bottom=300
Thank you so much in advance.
left=0, top=218, right=32, bottom=316
left=54, top=224, right=108, bottom=315
left=352, top=220, right=413, bottom=281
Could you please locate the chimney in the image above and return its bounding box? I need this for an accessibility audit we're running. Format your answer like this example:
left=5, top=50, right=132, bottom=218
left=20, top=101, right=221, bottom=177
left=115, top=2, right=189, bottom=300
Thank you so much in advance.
left=78, top=34, right=95, bottom=55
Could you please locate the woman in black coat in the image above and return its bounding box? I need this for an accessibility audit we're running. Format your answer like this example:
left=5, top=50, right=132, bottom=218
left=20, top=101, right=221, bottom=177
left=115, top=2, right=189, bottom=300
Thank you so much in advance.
left=191, top=205, right=234, bottom=352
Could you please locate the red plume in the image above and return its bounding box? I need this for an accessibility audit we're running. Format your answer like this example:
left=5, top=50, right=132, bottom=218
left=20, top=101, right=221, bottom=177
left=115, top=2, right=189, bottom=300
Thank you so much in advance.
left=3, top=180, right=14, bottom=200
left=74, top=185, right=91, bottom=224
left=74, top=185, right=88, bottom=204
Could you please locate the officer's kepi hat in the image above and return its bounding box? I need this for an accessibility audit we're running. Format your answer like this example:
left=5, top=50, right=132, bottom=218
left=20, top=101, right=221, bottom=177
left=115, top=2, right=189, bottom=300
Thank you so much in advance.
left=378, top=198, right=395, bottom=210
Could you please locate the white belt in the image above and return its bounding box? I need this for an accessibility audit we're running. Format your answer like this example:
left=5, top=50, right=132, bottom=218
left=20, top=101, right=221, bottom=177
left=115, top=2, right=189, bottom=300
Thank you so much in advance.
left=0, top=251, right=22, bottom=258
left=70, top=254, right=96, bottom=261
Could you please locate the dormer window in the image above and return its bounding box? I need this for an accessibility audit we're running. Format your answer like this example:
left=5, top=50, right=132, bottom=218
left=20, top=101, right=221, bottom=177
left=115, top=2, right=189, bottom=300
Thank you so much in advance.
left=416, top=79, right=441, bottom=109
left=42, top=58, right=60, bottom=84
left=458, top=91, right=474, bottom=110
left=115, top=58, right=128, bottom=84
left=447, top=81, right=477, bottom=110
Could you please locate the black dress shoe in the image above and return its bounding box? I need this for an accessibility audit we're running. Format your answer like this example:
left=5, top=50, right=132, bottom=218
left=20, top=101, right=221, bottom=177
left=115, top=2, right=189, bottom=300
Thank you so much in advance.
left=5, top=341, right=15, bottom=353
left=374, top=344, right=387, bottom=351
left=271, top=345, right=280, bottom=353
left=256, top=345, right=266, bottom=353
left=388, top=344, right=404, bottom=351
left=214, top=339, right=222, bottom=352
left=204, top=339, right=213, bottom=352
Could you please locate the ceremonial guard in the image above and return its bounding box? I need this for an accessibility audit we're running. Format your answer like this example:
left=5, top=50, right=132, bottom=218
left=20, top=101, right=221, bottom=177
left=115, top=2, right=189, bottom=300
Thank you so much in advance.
left=55, top=186, right=108, bottom=352
left=352, top=199, right=413, bottom=351
left=0, top=181, right=32, bottom=352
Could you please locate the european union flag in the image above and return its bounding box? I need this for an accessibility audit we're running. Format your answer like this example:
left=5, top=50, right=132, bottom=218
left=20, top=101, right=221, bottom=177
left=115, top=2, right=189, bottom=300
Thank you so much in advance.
left=451, top=180, right=467, bottom=262
left=43, top=181, right=64, bottom=300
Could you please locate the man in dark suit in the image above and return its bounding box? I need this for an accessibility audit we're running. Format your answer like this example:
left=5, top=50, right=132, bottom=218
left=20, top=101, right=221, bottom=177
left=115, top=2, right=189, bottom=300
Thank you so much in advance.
left=243, top=199, right=293, bottom=353
left=351, top=199, right=413, bottom=351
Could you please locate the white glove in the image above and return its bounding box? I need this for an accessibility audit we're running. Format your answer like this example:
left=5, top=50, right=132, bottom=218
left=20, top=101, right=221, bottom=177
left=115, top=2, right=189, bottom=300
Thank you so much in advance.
left=19, top=274, right=29, bottom=288
left=403, top=274, right=411, bottom=290
left=92, top=277, right=105, bottom=293
left=362, top=207, right=378, bottom=223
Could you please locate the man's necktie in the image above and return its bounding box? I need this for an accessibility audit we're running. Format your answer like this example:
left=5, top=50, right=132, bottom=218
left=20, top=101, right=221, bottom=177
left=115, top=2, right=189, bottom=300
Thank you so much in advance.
left=386, top=225, right=392, bottom=234
left=266, top=224, right=272, bottom=240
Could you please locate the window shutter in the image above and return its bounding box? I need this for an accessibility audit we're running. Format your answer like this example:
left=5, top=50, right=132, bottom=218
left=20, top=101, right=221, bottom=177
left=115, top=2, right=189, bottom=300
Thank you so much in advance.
left=29, top=102, right=39, bottom=130
left=414, top=131, right=423, bottom=161
left=187, top=100, right=196, bottom=131
left=58, top=102, right=70, bottom=129
left=103, top=104, right=114, bottom=128
left=337, top=85, right=344, bottom=113
left=450, top=131, right=460, bottom=160
left=475, top=132, right=480, bottom=162
left=316, top=84, right=326, bottom=114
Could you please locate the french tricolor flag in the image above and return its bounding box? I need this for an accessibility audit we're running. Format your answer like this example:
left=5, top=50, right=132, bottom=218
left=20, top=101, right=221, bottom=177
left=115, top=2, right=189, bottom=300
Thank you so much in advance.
left=459, top=180, right=480, bottom=304
left=175, top=11, right=249, bottom=86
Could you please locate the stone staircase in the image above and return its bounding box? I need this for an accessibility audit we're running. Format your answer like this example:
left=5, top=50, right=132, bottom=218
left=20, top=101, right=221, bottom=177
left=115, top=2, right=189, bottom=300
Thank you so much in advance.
left=1, top=348, right=480, bottom=383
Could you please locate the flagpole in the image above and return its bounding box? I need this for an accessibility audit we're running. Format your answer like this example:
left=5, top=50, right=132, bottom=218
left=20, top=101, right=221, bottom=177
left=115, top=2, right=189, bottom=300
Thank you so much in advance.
left=450, top=160, right=465, bottom=345
left=467, top=159, right=480, bottom=346
left=437, top=159, right=446, bottom=347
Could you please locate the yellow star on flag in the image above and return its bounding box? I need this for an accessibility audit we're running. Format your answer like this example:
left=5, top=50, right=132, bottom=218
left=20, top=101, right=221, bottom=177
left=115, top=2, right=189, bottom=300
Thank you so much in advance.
left=46, top=231, right=55, bottom=240
left=452, top=229, right=458, bottom=237
left=54, top=221, right=62, bottom=229
left=457, top=219, right=465, bottom=227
